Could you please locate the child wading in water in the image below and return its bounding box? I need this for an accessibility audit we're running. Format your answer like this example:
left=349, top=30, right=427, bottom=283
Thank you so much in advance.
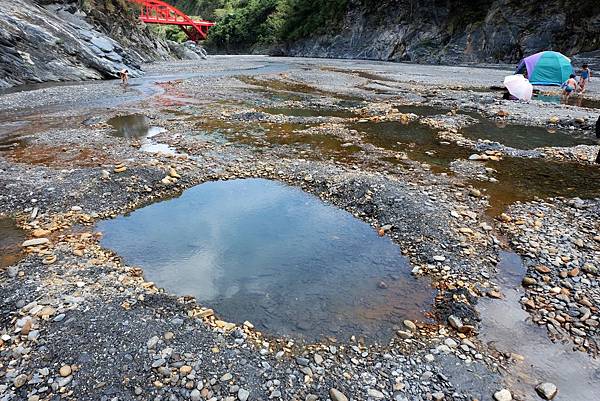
left=120, top=69, right=129, bottom=86
left=562, top=74, right=578, bottom=100
left=579, top=64, right=592, bottom=93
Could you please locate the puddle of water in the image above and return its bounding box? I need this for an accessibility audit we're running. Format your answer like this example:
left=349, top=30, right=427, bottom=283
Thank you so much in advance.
left=536, top=94, right=600, bottom=110
left=243, top=124, right=362, bottom=162
left=107, top=114, right=165, bottom=139
left=349, top=120, right=438, bottom=147
left=0, top=218, right=26, bottom=269
left=350, top=120, right=473, bottom=172
left=260, top=106, right=359, bottom=119
left=473, top=157, right=600, bottom=216
left=0, top=121, right=30, bottom=150
left=139, top=142, right=177, bottom=156
left=97, top=179, right=434, bottom=341
left=479, top=251, right=600, bottom=400
left=0, top=115, right=86, bottom=152
left=107, top=114, right=174, bottom=154
left=462, top=121, right=597, bottom=150
left=194, top=119, right=361, bottom=162
left=405, top=142, right=473, bottom=173
left=268, top=131, right=362, bottom=161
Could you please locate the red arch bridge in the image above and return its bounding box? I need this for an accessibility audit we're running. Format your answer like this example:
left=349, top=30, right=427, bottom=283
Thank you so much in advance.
left=128, top=0, right=215, bottom=42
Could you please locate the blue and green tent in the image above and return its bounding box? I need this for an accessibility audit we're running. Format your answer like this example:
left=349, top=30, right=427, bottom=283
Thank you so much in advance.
left=515, top=51, right=574, bottom=86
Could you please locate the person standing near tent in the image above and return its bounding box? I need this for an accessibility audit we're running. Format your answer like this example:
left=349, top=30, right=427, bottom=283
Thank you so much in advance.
left=579, top=64, right=592, bottom=93
left=562, top=74, right=578, bottom=100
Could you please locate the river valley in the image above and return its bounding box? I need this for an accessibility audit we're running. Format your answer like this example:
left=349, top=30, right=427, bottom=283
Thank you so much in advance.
left=1, top=56, right=600, bottom=401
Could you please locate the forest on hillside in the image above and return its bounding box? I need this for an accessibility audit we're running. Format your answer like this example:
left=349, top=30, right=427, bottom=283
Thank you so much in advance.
left=170, top=0, right=350, bottom=51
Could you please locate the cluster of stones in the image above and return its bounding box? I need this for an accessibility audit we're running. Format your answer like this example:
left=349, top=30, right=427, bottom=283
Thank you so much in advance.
left=500, top=198, right=600, bottom=353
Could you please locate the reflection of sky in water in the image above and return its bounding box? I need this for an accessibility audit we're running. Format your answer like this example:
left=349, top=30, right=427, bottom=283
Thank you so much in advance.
left=108, top=114, right=165, bottom=139
left=140, top=141, right=176, bottom=156
left=98, top=179, right=433, bottom=340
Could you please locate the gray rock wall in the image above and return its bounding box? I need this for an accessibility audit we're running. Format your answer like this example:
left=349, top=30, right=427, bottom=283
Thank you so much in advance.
left=0, top=0, right=173, bottom=89
left=282, top=0, right=600, bottom=65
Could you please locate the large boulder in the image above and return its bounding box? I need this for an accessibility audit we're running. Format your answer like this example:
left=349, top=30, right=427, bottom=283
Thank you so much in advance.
left=0, top=0, right=173, bottom=89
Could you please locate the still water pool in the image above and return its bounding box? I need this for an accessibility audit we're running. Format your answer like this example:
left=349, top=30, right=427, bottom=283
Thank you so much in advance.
left=97, top=179, right=434, bottom=341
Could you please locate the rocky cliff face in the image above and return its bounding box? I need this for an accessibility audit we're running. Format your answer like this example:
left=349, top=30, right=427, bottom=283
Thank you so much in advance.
left=0, top=0, right=173, bottom=89
left=282, top=0, right=600, bottom=65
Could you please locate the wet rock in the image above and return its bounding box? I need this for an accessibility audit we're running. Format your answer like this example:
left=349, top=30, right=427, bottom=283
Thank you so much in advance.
left=296, top=357, right=310, bottom=366
left=493, top=389, right=512, bottom=401
left=432, top=392, right=445, bottom=401
left=535, top=265, right=551, bottom=274
left=151, top=358, right=166, bottom=368
left=7, top=266, right=18, bottom=278
left=367, top=388, right=385, bottom=399
left=14, top=374, right=28, bottom=388
left=238, top=388, right=250, bottom=401
left=22, top=238, right=49, bottom=247
left=444, top=338, right=458, bottom=348
left=535, top=383, right=558, bottom=400
left=147, top=336, right=160, bottom=349
left=190, top=389, right=202, bottom=401
left=90, top=36, right=114, bottom=52
left=59, top=365, right=72, bottom=377
left=447, top=315, right=463, bottom=330
left=403, top=320, right=417, bottom=332
left=396, top=330, right=413, bottom=339
left=329, top=388, right=348, bottom=401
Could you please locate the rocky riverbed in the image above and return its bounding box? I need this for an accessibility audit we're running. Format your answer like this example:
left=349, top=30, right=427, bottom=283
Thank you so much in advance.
left=1, top=56, right=599, bottom=401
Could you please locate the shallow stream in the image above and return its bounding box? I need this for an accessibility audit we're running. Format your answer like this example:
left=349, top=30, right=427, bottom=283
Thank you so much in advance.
left=462, top=120, right=597, bottom=149
left=348, top=118, right=600, bottom=215
left=107, top=114, right=176, bottom=155
left=479, top=251, right=600, bottom=400
left=0, top=218, right=25, bottom=269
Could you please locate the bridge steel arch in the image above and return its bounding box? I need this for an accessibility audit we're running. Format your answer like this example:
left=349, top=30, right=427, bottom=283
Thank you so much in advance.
left=128, top=0, right=215, bottom=42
